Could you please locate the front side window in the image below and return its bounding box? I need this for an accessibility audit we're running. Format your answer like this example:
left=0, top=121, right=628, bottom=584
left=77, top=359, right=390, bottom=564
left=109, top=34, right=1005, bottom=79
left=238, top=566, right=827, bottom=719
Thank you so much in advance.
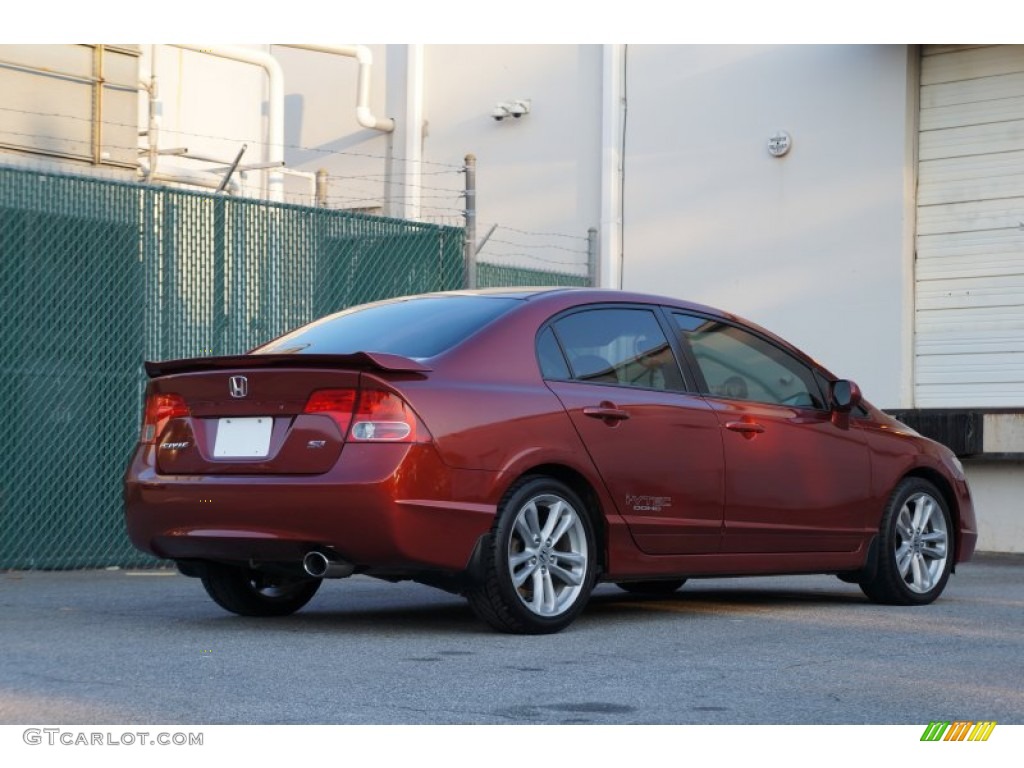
left=549, top=308, right=685, bottom=391
left=673, top=313, right=825, bottom=409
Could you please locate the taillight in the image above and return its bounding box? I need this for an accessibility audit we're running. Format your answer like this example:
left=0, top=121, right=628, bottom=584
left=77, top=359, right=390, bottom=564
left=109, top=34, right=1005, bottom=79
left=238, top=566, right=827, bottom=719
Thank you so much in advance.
left=303, top=387, right=429, bottom=443
left=141, top=393, right=189, bottom=444
left=303, top=388, right=358, bottom=436
left=351, top=389, right=428, bottom=443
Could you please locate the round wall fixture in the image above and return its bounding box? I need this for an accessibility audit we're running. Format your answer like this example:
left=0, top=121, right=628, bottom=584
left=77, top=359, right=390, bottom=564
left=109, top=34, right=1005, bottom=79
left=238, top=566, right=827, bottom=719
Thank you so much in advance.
left=768, top=131, right=792, bottom=157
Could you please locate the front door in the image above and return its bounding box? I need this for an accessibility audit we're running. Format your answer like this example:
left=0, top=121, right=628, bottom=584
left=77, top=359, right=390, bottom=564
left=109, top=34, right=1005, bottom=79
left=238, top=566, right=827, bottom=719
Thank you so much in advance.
left=671, top=312, right=872, bottom=554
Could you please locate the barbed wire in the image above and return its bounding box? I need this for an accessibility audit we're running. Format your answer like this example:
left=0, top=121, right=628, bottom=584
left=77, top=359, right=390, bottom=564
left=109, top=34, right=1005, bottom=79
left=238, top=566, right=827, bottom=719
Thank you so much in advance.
left=322, top=174, right=462, bottom=195
left=485, top=232, right=589, bottom=256
left=476, top=251, right=591, bottom=269
left=0, top=106, right=595, bottom=267
left=0, top=104, right=465, bottom=170
left=487, top=224, right=591, bottom=241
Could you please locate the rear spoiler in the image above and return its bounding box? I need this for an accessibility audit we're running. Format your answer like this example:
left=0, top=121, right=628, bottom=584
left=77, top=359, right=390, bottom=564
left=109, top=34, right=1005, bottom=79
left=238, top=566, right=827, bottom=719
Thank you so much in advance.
left=144, top=352, right=431, bottom=378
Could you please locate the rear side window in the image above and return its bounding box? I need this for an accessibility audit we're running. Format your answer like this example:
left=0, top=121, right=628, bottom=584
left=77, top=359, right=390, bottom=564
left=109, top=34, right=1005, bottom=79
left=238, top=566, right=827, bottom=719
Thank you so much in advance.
left=254, top=297, right=519, bottom=359
left=549, top=308, right=685, bottom=391
left=673, top=312, right=825, bottom=409
left=536, top=327, right=571, bottom=379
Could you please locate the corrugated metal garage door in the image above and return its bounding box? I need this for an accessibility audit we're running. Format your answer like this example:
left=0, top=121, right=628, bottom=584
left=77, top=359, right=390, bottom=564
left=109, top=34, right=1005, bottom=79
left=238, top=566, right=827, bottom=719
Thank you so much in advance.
left=916, top=45, right=1024, bottom=407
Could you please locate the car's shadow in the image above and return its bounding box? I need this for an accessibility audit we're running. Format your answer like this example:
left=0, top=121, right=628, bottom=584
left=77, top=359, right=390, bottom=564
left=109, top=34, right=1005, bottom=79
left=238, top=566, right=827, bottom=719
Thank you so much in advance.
left=176, top=579, right=872, bottom=636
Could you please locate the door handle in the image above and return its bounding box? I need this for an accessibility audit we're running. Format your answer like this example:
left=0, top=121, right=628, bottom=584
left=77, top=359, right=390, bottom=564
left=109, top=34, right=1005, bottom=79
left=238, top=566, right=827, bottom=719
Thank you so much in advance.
left=583, top=405, right=631, bottom=422
left=725, top=420, right=765, bottom=436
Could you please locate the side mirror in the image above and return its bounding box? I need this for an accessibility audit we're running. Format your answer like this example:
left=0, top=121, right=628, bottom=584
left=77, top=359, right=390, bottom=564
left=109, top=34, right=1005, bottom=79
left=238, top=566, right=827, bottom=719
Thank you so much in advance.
left=831, top=379, right=862, bottom=413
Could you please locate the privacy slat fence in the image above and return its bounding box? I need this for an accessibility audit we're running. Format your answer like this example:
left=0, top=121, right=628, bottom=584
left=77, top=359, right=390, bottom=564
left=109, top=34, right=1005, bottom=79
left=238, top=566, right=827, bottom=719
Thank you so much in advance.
left=0, top=167, right=468, bottom=568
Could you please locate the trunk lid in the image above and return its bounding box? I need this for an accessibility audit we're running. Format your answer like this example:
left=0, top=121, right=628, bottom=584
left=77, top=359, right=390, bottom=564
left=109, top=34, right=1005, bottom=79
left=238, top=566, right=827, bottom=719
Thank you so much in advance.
left=142, top=354, right=427, bottom=475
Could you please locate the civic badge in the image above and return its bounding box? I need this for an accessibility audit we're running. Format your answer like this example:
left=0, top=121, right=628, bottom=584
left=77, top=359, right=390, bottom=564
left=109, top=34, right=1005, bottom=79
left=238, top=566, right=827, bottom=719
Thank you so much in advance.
left=229, top=375, right=248, bottom=398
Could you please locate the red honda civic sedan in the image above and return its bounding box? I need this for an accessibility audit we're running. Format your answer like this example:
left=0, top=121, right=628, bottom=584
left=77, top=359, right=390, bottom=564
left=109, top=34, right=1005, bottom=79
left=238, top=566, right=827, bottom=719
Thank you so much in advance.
left=124, top=288, right=977, bottom=633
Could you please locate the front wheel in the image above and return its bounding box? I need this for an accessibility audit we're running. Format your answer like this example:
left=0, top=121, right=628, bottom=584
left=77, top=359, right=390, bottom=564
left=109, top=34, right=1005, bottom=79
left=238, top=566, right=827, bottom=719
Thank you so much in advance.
left=201, top=563, right=321, bottom=617
left=468, top=476, right=597, bottom=634
left=859, top=478, right=953, bottom=605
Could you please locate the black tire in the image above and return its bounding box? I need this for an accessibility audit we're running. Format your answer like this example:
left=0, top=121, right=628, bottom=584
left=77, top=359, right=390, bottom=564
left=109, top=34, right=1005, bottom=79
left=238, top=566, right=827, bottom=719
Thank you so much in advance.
left=467, top=476, right=597, bottom=634
left=859, top=478, right=954, bottom=606
left=615, top=579, right=687, bottom=595
left=201, top=563, right=321, bottom=617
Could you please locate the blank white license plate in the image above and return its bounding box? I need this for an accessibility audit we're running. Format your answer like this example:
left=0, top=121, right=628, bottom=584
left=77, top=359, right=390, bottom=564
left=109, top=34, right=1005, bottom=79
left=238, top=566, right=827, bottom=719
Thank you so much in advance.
left=214, top=417, right=272, bottom=458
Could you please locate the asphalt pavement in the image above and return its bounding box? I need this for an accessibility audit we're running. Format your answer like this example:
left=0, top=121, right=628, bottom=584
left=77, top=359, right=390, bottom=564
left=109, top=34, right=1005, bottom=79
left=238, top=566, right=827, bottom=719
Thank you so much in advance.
left=1, top=553, right=1022, bottom=724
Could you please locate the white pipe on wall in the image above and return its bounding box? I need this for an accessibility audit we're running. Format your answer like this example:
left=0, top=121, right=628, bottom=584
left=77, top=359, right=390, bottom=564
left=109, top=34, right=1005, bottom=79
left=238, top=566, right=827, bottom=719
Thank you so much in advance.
left=278, top=44, right=395, bottom=133
left=600, top=44, right=625, bottom=289
left=401, top=44, right=423, bottom=220
left=142, top=45, right=161, bottom=183
left=169, top=44, right=285, bottom=202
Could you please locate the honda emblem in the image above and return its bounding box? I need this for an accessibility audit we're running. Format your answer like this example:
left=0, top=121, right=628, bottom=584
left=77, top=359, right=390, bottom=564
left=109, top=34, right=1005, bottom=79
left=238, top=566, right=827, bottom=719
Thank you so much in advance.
left=229, top=376, right=248, bottom=398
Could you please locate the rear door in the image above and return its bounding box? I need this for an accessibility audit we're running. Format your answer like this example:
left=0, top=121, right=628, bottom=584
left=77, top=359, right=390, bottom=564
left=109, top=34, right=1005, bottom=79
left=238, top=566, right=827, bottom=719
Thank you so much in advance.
left=540, top=306, right=724, bottom=555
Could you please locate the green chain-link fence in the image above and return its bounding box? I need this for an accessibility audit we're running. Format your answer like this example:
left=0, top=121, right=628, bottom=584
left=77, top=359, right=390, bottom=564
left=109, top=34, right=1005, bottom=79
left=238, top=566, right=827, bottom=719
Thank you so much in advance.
left=477, top=263, right=589, bottom=288
left=0, top=166, right=468, bottom=569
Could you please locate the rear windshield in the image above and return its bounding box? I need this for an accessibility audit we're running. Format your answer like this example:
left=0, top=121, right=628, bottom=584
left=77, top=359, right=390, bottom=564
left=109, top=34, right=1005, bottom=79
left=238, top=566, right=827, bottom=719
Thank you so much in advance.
left=253, top=296, right=520, bottom=359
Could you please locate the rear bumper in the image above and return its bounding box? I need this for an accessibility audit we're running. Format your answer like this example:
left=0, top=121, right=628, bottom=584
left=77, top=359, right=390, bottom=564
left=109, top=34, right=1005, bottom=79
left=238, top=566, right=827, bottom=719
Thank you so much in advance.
left=123, top=442, right=498, bottom=573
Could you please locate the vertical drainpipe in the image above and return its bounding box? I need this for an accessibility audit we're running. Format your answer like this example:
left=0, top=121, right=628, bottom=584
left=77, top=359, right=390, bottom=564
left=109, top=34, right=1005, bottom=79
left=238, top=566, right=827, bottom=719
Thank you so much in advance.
left=587, top=227, right=599, bottom=287
left=147, top=45, right=159, bottom=181
left=403, top=44, right=424, bottom=221
left=902, top=45, right=922, bottom=409
left=92, top=44, right=105, bottom=165
left=170, top=44, right=285, bottom=202
left=600, top=44, right=625, bottom=289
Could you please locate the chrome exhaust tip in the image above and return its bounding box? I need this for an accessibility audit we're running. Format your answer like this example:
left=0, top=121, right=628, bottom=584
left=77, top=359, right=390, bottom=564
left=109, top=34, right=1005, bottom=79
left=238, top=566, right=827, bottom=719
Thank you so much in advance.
left=303, top=551, right=355, bottom=579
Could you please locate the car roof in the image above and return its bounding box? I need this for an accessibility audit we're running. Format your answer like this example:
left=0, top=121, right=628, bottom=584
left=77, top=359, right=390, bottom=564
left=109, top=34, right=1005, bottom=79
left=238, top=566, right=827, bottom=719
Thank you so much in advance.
left=416, top=286, right=727, bottom=314
left=430, top=288, right=838, bottom=378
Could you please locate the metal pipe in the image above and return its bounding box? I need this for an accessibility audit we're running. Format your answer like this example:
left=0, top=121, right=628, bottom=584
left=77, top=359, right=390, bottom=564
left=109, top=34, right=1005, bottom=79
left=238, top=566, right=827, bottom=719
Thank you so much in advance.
left=401, top=44, right=424, bottom=219
left=275, top=167, right=317, bottom=205
left=302, top=551, right=355, bottom=579
left=464, top=154, right=477, bottom=290
left=169, top=44, right=285, bottom=202
left=600, top=44, right=625, bottom=289
left=144, top=46, right=159, bottom=183
left=139, top=161, right=240, bottom=194
left=278, top=44, right=395, bottom=133
left=0, top=55, right=137, bottom=90
left=476, top=223, right=498, bottom=255
left=217, top=144, right=247, bottom=193
left=315, top=169, right=328, bottom=207
left=92, top=44, right=104, bottom=165
left=145, top=79, right=158, bottom=182
left=587, top=227, right=599, bottom=287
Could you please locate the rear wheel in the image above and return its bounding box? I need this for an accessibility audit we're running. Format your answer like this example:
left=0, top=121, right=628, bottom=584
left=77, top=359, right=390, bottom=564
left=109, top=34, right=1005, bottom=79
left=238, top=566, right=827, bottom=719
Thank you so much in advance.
left=468, top=476, right=597, bottom=634
left=616, top=579, right=687, bottom=595
left=859, top=478, right=953, bottom=605
left=201, top=563, right=321, bottom=617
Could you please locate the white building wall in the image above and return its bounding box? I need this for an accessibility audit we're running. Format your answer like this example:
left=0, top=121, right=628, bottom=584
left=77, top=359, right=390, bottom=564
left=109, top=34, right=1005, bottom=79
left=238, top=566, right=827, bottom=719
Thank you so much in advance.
left=964, top=463, right=1024, bottom=553
left=621, top=45, right=916, bottom=409
left=417, top=44, right=603, bottom=276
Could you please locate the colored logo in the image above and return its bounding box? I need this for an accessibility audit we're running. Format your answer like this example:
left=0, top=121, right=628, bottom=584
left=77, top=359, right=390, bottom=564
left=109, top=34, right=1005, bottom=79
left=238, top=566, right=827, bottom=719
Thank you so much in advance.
left=920, top=721, right=996, bottom=742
